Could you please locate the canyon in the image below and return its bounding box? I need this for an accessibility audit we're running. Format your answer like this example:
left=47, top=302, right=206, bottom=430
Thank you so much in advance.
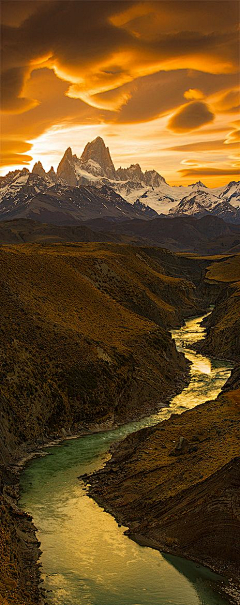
left=0, top=244, right=239, bottom=604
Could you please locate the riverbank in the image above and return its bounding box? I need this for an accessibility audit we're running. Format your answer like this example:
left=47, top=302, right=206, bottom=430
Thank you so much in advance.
left=0, top=363, right=193, bottom=605
left=0, top=243, right=202, bottom=604
left=87, top=255, right=240, bottom=603
left=16, top=314, right=232, bottom=605
left=87, top=381, right=240, bottom=599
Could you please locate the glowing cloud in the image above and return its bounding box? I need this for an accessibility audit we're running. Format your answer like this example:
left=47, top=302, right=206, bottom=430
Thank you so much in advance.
left=0, top=0, right=239, bottom=185
left=184, top=89, right=204, bottom=100
left=168, top=101, right=215, bottom=132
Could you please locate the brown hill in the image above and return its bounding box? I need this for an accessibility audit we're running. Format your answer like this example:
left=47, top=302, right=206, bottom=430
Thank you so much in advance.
left=1, top=215, right=240, bottom=254
left=0, top=218, right=117, bottom=245
left=0, top=242, right=206, bottom=605
left=101, top=214, right=240, bottom=254
left=88, top=386, right=240, bottom=582
left=87, top=254, right=240, bottom=593
left=0, top=242, right=203, bottom=463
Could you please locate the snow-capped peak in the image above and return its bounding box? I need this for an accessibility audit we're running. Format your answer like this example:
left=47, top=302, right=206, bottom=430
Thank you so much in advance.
left=1, top=137, right=239, bottom=223
left=188, top=180, right=206, bottom=189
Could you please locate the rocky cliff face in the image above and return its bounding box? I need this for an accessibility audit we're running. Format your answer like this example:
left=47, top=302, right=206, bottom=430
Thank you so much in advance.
left=116, top=163, right=145, bottom=182
left=199, top=255, right=240, bottom=360
left=81, top=136, right=116, bottom=179
left=32, top=161, right=46, bottom=179
left=57, top=147, right=78, bottom=185
left=47, top=166, right=57, bottom=181
left=115, top=164, right=165, bottom=187
left=144, top=169, right=166, bottom=187
left=0, top=479, right=41, bottom=605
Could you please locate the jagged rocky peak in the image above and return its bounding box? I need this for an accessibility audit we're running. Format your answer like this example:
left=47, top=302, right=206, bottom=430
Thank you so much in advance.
left=116, top=164, right=144, bottom=183
left=81, top=136, right=116, bottom=179
left=32, top=161, right=46, bottom=178
left=115, top=164, right=166, bottom=186
left=144, top=170, right=166, bottom=187
left=0, top=167, right=29, bottom=188
left=189, top=180, right=206, bottom=189
left=47, top=166, right=57, bottom=181
left=63, top=147, right=73, bottom=161
left=57, top=147, right=77, bottom=186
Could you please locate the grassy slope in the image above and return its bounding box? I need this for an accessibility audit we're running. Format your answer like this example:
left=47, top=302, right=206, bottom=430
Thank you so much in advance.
left=0, top=243, right=198, bottom=454
left=0, top=242, right=201, bottom=605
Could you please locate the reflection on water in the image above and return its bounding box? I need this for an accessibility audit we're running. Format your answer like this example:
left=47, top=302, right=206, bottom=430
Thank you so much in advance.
left=20, top=314, right=232, bottom=605
left=169, top=315, right=232, bottom=417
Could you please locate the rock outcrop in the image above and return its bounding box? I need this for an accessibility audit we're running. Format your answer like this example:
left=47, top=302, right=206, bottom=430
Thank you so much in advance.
left=31, top=161, right=46, bottom=178
left=47, top=166, right=57, bottom=181
left=199, top=255, right=240, bottom=360
left=144, top=169, right=166, bottom=187
left=57, top=147, right=78, bottom=186
left=116, top=163, right=145, bottom=182
left=81, top=136, right=116, bottom=179
left=115, top=164, right=165, bottom=187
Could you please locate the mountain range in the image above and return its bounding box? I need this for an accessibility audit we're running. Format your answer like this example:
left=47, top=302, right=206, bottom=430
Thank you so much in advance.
left=0, top=136, right=239, bottom=225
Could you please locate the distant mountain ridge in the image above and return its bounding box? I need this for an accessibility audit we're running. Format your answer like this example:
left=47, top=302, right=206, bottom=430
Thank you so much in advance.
left=0, top=171, right=157, bottom=225
left=0, top=136, right=239, bottom=223
left=1, top=215, right=240, bottom=255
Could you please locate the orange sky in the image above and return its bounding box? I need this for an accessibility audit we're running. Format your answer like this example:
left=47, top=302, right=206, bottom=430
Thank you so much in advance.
left=1, top=0, right=239, bottom=186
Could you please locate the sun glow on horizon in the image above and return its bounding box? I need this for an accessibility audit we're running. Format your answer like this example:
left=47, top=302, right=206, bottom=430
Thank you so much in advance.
left=1, top=1, right=239, bottom=187
left=1, top=112, right=238, bottom=189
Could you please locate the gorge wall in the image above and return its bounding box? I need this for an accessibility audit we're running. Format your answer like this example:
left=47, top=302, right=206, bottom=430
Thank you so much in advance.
left=0, top=242, right=206, bottom=605
left=0, top=244, right=239, bottom=604
left=88, top=254, right=240, bottom=598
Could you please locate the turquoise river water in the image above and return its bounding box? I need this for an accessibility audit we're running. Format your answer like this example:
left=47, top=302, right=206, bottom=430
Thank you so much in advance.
left=20, top=314, right=233, bottom=605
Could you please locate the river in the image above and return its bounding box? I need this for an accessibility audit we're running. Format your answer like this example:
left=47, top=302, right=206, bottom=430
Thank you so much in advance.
left=20, top=313, right=233, bottom=605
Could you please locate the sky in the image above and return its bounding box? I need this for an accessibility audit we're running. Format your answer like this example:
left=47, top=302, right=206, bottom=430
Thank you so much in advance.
left=1, top=0, right=239, bottom=186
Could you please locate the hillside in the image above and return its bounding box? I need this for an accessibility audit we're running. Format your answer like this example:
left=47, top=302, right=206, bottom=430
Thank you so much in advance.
left=199, top=255, right=240, bottom=360
left=87, top=254, right=240, bottom=594
left=0, top=243, right=200, bottom=459
left=0, top=218, right=118, bottom=245
left=1, top=216, right=240, bottom=254
left=88, top=383, right=240, bottom=584
left=0, top=242, right=206, bottom=605
left=101, top=214, right=240, bottom=253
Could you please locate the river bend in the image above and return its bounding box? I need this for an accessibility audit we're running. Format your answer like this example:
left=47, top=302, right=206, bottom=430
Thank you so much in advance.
left=20, top=314, right=232, bottom=605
